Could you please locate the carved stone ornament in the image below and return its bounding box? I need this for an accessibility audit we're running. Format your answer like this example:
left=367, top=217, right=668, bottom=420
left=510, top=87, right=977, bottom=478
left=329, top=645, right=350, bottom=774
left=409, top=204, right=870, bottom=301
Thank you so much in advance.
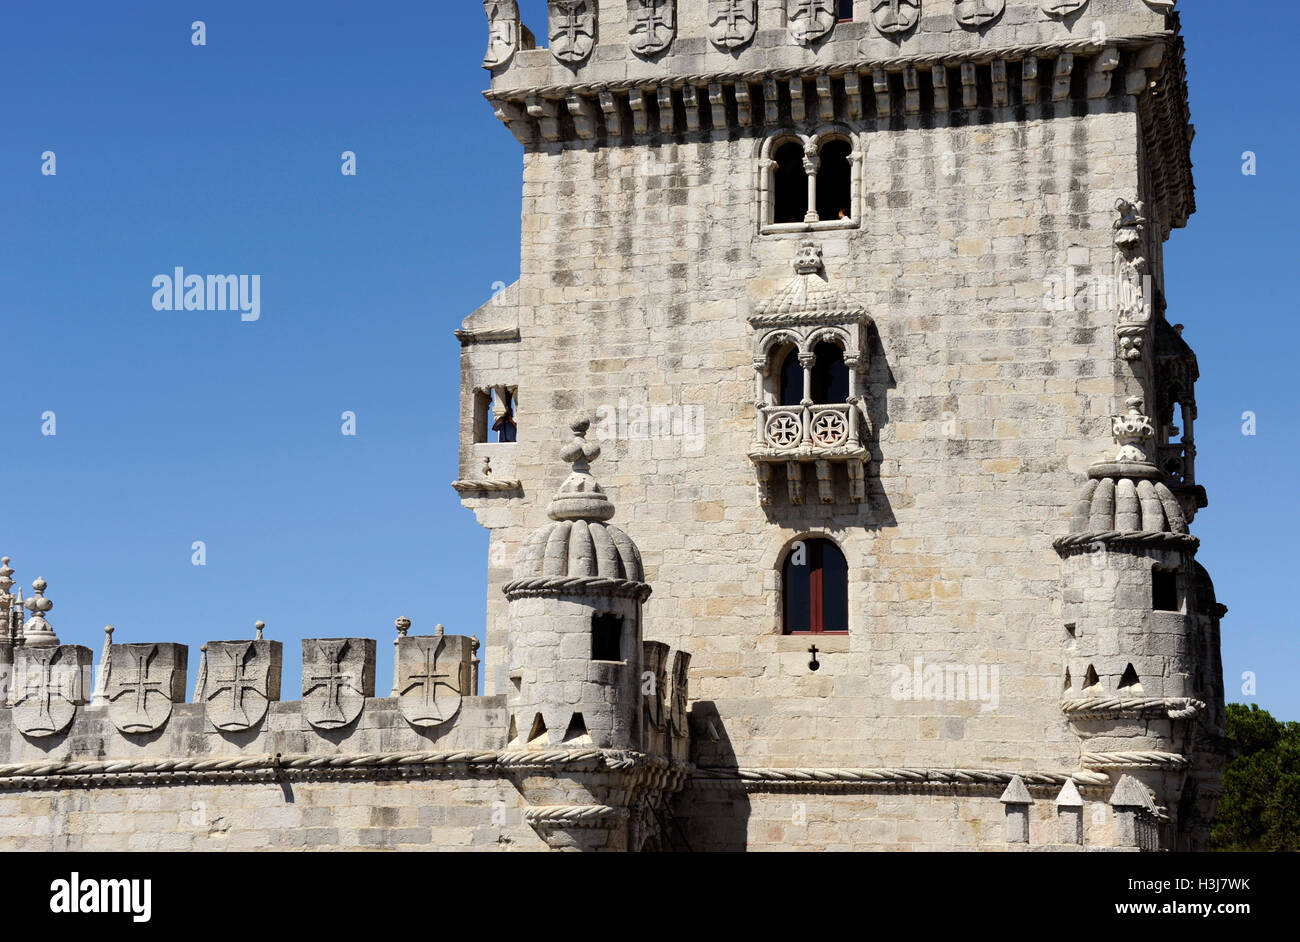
left=1113, top=198, right=1150, bottom=325
left=1113, top=397, right=1156, bottom=463
left=549, top=0, right=596, bottom=64
left=199, top=640, right=282, bottom=732
left=104, top=642, right=188, bottom=734
left=12, top=645, right=92, bottom=738
left=483, top=0, right=522, bottom=69
left=302, top=638, right=376, bottom=730
left=396, top=633, right=468, bottom=729
left=670, top=649, right=691, bottom=736
left=629, top=0, right=675, bottom=57
left=871, top=0, right=922, bottom=36
left=1041, top=0, right=1089, bottom=18
left=788, top=0, right=836, bottom=46
left=707, top=0, right=757, bottom=50
left=955, top=0, right=1004, bottom=29
left=643, top=641, right=669, bottom=730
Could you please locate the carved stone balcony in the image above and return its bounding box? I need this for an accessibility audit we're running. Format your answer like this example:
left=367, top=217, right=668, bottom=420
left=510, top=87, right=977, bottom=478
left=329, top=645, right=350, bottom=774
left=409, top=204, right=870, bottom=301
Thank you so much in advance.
left=750, top=403, right=868, bottom=506
left=757, top=403, right=863, bottom=453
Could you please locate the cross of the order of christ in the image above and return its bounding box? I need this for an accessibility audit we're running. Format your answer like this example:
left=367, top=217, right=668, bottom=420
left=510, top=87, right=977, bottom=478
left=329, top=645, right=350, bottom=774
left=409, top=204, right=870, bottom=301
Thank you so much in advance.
left=210, top=646, right=263, bottom=724
left=115, top=651, right=165, bottom=714
left=556, top=3, right=592, bottom=46
left=308, top=647, right=356, bottom=723
left=635, top=0, right=671, bottom=29
left=405, top=643, right=454, bottom=706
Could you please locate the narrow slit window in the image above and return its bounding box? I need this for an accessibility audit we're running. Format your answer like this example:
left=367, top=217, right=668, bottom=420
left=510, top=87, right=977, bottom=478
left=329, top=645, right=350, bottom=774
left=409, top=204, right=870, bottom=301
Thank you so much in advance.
left=779, top=348, right=804, bottom=406
left=773, top=141, right=809, bottom=224
left=815, top=139, right=853, bottom=223
left=591, top=613, right=624, bottom=661
left=810, top=341, right=849, bottom=404
left=1152, top=568, right=1179, bottom=612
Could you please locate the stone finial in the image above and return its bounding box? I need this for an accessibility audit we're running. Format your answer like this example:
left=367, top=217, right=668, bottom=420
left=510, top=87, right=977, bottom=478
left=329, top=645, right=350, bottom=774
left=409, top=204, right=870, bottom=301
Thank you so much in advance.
left=0, top=557, right=14, bottom=597
left=435, top=623, right=445, bottom=636
left=22, top=577, right=58, bottom=647
left=91, top=625, right=116, bottom=706
left=546, top=416, right=615, bottom=522
left=1112, top=397, right=1155, bottom=464
left=255, top=620, right=265, bottom=641
left=395, top=616, right=411, bottom=638
left=792, top=240, right=824, bottom=277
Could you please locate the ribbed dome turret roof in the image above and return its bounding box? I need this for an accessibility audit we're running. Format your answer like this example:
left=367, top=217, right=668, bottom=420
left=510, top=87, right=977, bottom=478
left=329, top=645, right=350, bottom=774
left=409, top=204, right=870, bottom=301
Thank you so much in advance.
left=1068, top=466, right=1188, bottom=536
left=509, top=417, right=646, bottom=587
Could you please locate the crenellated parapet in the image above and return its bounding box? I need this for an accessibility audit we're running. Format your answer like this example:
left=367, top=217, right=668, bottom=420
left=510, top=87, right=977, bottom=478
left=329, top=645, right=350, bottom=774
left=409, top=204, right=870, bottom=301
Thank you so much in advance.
left=480, top=2, right=1194, bottom=228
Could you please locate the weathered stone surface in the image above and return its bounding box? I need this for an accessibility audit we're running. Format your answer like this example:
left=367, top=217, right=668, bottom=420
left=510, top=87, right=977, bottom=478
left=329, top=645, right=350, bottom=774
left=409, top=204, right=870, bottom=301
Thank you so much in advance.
left=198, top=640, right=283, bottom=732
left=301, top=638, right=375, bottom=730
left=396, top=633, right=470, bottom=728
left=103, top=643, right=188, bottom=734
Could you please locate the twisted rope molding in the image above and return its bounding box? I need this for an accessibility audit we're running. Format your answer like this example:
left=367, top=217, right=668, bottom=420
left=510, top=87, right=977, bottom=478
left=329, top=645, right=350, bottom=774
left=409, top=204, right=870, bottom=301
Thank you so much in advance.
left=502, top=576, right=653, bottom=602
left=451, top=479, right=523, bottom=494
left=1053, top=530, right=1200, bottom=554
left=522, top=804, right=630, bottom=828
left=692, top=766, right=1112, bottom=790
left=485, top=33, right=1174, bottom=103
left=1082, top=751, right=1190, bottom=771
left=1062, top=697, right=1206, bottom=721
left=0, top=748, right=688, bottom=791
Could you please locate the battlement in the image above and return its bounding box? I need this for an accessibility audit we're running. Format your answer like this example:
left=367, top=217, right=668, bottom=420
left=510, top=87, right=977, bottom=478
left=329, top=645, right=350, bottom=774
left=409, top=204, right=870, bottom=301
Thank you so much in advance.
left=0, top=577, right=691, bottom=790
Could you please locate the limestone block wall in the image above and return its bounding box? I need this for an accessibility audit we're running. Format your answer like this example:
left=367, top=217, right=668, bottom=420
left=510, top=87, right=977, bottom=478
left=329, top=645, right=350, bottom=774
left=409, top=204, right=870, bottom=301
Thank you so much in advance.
left=0, top=696, right=555, bottom=852
left=675, top=787, right=1130, bottom=852
left=463, top=100, right=1145, bottom=774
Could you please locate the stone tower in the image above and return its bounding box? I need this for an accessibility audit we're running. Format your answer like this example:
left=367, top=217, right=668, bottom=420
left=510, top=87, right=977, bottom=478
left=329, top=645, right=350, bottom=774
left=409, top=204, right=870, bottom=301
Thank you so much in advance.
left=460, top=1, right=1224, bottom=850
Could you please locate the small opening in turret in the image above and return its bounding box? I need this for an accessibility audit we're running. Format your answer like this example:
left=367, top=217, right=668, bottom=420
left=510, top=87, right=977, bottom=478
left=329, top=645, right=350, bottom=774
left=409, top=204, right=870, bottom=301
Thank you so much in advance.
left=1119, top=664, right=1143, bottom=694
left=1152, top=568, right=1179, bottom=612
left=592, top=613, right=624, bottom=661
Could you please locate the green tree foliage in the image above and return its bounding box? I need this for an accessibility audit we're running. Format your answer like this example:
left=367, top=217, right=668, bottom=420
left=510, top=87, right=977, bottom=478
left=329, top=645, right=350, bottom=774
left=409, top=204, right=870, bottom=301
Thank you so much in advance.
left=1209, top=704, right=1300, bottom=851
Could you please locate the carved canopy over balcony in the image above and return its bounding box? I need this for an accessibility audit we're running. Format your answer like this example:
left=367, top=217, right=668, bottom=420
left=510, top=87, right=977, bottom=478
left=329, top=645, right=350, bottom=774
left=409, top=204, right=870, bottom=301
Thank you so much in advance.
left=748, top=241, right=873, bottom=506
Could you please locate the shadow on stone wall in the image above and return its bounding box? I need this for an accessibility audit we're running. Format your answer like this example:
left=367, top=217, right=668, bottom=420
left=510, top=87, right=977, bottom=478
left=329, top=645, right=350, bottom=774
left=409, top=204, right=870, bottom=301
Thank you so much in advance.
left=672, top=700, right=751, bottom=851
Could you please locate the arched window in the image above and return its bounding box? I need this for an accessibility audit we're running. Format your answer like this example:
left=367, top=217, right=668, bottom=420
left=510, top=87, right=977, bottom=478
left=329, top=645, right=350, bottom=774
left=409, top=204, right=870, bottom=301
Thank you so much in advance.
left=782, top=538, right=849, bottom=634
left=815, top=139, right=853, bottom=223
left=773, top=141, right=808, bottom=224
left=779, top=348, right=803, bottom=406
left=810, top=341, right=849, bottom=404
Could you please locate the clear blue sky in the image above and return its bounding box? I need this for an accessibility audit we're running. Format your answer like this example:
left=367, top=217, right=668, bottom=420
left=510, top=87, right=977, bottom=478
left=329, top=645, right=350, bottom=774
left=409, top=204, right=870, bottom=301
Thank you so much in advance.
left=1, top=2, right=1295, bottom=719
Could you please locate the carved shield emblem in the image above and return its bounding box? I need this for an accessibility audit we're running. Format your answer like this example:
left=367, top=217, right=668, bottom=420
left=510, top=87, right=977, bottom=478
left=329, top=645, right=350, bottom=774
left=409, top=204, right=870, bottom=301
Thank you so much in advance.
left=871, top=0, right=921, bottom=35
left=955, top=0, right=1004, bottom=28
left=302, top=638, right=375, bottom=730
left=12, top=645, right=91, bottom=738
left=707, top=0, right=756, bottom=50
left=629, top=0, right=675, bottom=57
left=105, top=642, right=187, bottom=734
left=670, top=650, right=691, bottom=736
left=642, top=641, right=669, bottom=730
left=788, top=0, right=836, bottom=45
left=396, top=635, right=466, bottom=728
left=1041, top=0, right=1089, bottom=17
left=200, top=640, right=281, bottom=732
left=549, top=0, right=596, bottom=64
left=483, top=0, right=521, bottom=69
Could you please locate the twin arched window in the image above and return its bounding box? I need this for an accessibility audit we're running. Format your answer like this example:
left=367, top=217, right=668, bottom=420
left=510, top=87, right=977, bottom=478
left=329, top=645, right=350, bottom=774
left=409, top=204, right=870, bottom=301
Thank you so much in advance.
left=782, top=538, right=849, bottom=634
left=777, top=342, right=850, bottom=406
left=769, top=136, right=855, bottom=227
